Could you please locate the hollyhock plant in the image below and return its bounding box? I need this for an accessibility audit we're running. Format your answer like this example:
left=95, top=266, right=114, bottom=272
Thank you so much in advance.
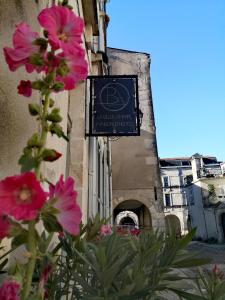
left=0, top=280, right=20, bottom=300
left=17, top=80, right=32, bottom=97
left=1, top=3, right=87, bottom=299
left=49, top=175, right=82, bottom=235
left=0, top=172, right=46, bottom=221
left=3, top=22, right=44, bottom=73
left=55, top=46, right=88, bottom=90
left=0, top=215, right=11, bottom=239
left=38, top=5, right=84, bottom=51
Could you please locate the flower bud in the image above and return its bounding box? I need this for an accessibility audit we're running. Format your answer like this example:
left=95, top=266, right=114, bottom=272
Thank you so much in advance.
left=33, top=38, right=48, bottom=52
left=49, top=98, right=55, bottom=108
left=27, top=133, right=42, bottom=148
left=42, top=149, right=62, bottom=162
left=32, top=80, right=45, bottom=90
left=52, top=82, right=64, bottom=92
left=56, top=64, right=70, bottom=77
left=28, top=103, right=40, bottom=116
left=17, top=80, right=32, bottom=97
left=44, top=72, right=54, bottom=85
left=46, top=108, right=63, bottom=123
left=29, top=53, right=44, bottom=66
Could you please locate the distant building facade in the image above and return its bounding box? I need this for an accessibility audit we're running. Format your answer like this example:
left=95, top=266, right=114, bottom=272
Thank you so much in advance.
left=189, top=176, right=225, bottom=242
left=160, top=154, right=225, bottom=241
left=160, top=157, right=192, bottom=235
left=108, top=48, right=165, bottom=231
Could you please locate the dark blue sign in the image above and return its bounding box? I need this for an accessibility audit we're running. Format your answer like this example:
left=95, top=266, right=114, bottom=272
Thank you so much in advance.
left=87, top=75, right=140, bottom=136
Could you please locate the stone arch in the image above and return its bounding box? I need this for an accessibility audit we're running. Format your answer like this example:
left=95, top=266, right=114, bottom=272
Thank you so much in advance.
left=165, top=215, right=182, bottom=237
left=113, top=200, right=152, bottom=229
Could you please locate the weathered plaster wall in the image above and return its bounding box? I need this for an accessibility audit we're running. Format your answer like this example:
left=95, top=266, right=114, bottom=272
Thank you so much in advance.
left=0, top=0, right=46, bottom=178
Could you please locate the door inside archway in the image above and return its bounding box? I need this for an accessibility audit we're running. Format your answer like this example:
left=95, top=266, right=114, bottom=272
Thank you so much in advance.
left=165, top=215, right=181, bottom=237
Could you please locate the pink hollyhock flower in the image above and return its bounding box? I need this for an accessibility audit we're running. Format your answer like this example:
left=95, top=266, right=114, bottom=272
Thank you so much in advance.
left=55, top=47, right=88, bottom=90
left=0, top=215, right=10, bottom=239
left=17, top=80, right=32, bottom=97
left=0, top=280, right=20, bottom=300
left=38, top=5, right=84, bottom=51
left=100, top=224, right=112, bottom=236
left=0, top=172, right=46, bottom=221
left=49, top=176, right=82, bottom=235
left=3, top=22, right=43, bottom=73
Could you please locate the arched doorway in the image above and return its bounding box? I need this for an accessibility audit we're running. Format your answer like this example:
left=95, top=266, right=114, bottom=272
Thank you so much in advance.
left=165, top=215, right=181, bottom=237
left=113, top=200, right=152, bottom=229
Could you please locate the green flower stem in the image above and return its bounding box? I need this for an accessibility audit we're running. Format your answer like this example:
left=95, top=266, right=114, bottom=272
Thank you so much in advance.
left=21, top=220, right=36, bottom=300
left=21, top=92, right=51, bottom=300
left=35, top=93, right=50, bottom=180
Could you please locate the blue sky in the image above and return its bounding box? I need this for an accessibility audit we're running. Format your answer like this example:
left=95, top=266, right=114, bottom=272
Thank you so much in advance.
left=107, top=0, right=225, bottom=161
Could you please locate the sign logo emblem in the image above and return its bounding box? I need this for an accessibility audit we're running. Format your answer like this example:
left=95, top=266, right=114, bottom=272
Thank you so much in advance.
left=99, top=82, right=130, bottom=112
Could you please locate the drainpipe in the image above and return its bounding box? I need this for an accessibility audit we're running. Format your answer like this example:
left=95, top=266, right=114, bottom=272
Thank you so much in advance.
left=200, top=187, right=209, bottom=240
left=214, top=208, right=219, bottom=242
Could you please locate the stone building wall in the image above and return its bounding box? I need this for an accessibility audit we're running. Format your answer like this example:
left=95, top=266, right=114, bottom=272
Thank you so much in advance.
left=107, top=48, right=165, bottom=230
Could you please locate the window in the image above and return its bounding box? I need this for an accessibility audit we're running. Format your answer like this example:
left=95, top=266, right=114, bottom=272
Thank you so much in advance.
left=182, top=160, right=191, bottom=166
left=154, top=186, right=158, bottom=201
left=163, top=176, right=169, bottom=187
left=165, top=194, right=171, bottom=207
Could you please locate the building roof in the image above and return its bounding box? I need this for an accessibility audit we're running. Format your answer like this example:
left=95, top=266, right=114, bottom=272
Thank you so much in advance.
left=160, top=157, right=191, bottom=161
left=160, top=155, right=217, bottom=161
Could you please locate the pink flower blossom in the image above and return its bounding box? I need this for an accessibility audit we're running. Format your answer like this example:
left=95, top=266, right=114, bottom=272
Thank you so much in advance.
left=17, top=80, right=32, bottom=97
left=55, top=47, right=88, bottom=90
left=0, top=280, right=20, bottom=300
left=0, top=215, right=10, bottom=239
left=49, top=176, right=82, bottom=235
left=38, top=5, right=84, bottom=51
left=0, top=172, right=46, bottom=221
left=100, top=224, right=112, bottom=236
left=3, top=22, right=43, bottom=73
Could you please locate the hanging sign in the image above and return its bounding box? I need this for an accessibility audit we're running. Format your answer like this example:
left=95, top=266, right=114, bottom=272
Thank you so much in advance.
left=86, top=75, right=140, bottom=136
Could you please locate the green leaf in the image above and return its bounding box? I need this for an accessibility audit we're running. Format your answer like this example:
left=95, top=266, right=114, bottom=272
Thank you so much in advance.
left=0, top=258, right=8, bottom=271
left=214, top=281, right=225, bottom=299
left=11, top=231, right=28, bottom=248
left=169, top=288, right=207, bottom=300
left=49, top=123, right=69, bottom=141
left=42, top=212, right=62, bottom=233
left=18, top=150, right=39, bottom=172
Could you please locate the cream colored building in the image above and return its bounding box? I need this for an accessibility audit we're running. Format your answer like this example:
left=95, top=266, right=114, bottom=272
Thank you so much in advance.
left=107, top=48, right=165, bottom=230
left=0, top=0, right=112, bottom=224
left=189, top=176, right=225, bottom=243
